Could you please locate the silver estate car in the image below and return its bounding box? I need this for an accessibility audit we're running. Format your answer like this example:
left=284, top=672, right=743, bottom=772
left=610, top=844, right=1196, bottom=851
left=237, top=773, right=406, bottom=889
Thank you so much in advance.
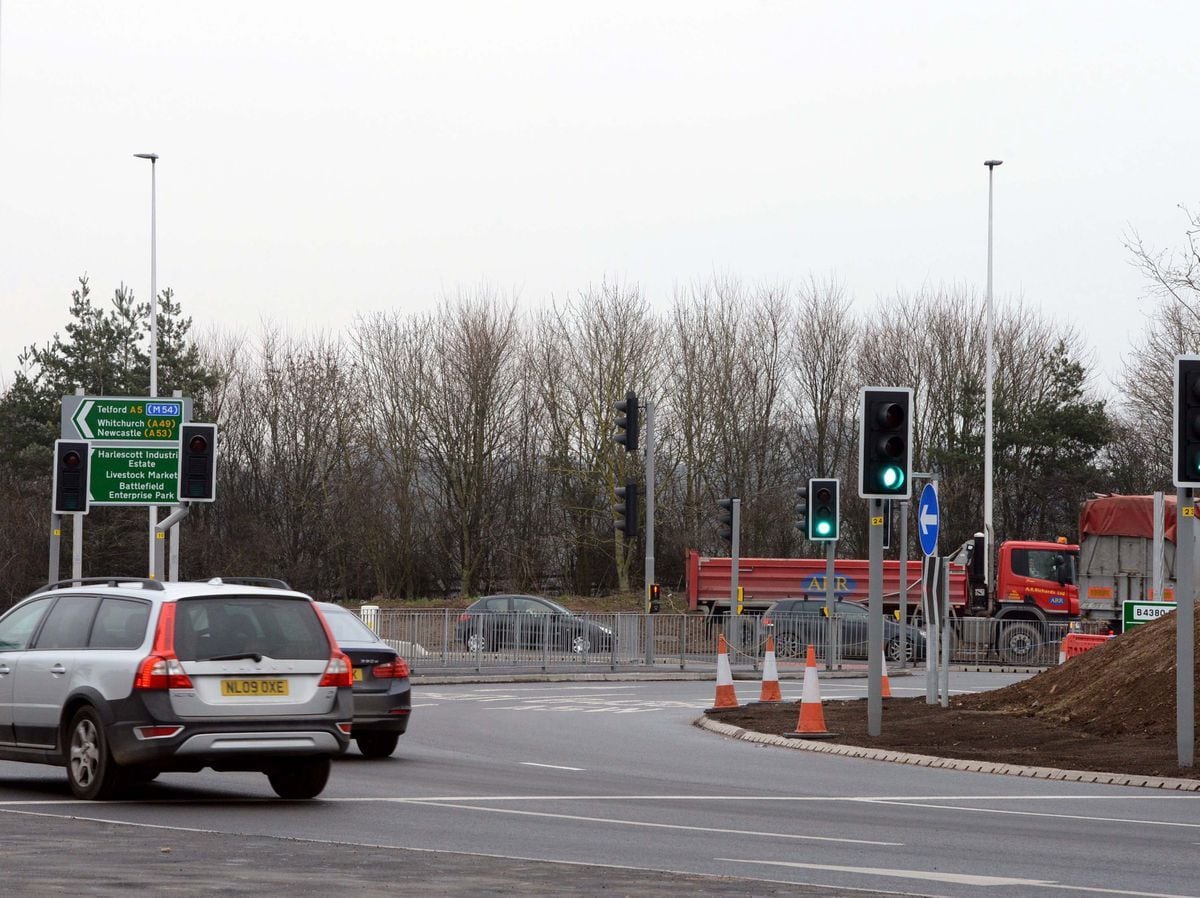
left=0, top=577, right=354, bottom=800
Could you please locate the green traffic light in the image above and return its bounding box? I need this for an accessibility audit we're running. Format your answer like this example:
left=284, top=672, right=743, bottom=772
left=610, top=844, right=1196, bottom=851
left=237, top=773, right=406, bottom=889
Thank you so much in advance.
left=814, top=520, right=833, bottom=537
left=880, top=465, right=905, bottom=491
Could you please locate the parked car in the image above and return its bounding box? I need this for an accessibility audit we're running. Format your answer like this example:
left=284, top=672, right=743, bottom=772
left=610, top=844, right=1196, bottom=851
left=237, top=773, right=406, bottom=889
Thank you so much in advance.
left=456, top=595, right=614, bottom=654
left=762, top=598, right=926, bottom=662
left=316, top=602, right=411, bottom=758
left=0, top=577, right=354, bottom=800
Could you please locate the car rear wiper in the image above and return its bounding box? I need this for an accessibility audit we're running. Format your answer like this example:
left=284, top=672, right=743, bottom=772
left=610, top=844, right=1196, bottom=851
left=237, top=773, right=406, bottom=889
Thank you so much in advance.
left=207, top=652, right=265, bottom=663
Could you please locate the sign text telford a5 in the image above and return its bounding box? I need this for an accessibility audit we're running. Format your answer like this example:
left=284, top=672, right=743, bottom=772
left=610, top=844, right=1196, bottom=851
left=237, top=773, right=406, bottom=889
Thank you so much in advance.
left=61, top=396, right=190, bottom=443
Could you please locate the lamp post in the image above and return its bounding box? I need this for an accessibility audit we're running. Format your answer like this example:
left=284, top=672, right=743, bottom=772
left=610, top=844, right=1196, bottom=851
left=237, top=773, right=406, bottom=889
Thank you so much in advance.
left=134, top=152, right=159, bottom=576
left=983, top=159, right=1002, bottom=593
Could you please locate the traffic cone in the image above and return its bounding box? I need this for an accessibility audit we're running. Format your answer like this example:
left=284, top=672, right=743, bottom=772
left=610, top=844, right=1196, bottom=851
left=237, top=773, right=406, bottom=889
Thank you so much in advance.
left=881, top=643, right=892, bottom=698
left=783, top=645, right=837, bottom=739
left=751, top=633, right=783, bottom=704
left=706, top=633, right=740, bottom=712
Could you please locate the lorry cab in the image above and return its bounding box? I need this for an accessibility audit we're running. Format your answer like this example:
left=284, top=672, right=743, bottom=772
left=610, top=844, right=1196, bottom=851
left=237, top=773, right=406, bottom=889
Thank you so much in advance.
left=952, top=537, right=1080, bottom=618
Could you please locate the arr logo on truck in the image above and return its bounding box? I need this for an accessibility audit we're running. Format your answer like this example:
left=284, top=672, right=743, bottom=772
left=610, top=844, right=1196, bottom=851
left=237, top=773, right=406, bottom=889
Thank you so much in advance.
left=804, top=574, right=857, bottom=596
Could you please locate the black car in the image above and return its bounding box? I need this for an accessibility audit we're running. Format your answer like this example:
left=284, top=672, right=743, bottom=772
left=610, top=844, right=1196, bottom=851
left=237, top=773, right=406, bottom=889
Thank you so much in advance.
left=456, top=595, right=614, bottom=654
left=317, top=603, right=411, bottom=758
left=762, top=598, right=925, bottom=662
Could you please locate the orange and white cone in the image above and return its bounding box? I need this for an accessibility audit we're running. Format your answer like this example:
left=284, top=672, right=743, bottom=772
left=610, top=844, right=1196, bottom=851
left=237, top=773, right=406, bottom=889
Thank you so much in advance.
left=751, top=634, right=783, bottom=704
left=706, top=633, right=740, bottom=712
left=783, top=645, right=837, bottom=739
left=881, top=643, right=892, bottom=698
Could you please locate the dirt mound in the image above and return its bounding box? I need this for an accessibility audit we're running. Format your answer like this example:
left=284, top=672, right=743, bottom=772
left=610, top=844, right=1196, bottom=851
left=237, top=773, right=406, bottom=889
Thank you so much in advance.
left=708, top=609, right=1200, bottom=780
left=962, top=609, right=1199, bottom=738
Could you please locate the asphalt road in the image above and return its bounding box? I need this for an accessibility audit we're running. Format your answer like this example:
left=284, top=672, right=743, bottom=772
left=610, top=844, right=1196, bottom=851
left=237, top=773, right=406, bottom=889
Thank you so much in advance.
left=2, top=672, right=1199, bottom=897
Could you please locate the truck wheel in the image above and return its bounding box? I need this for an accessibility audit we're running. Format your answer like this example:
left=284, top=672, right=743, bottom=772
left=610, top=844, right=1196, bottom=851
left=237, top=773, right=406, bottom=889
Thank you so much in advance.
left=1000, top=621, right=1041, bottom=664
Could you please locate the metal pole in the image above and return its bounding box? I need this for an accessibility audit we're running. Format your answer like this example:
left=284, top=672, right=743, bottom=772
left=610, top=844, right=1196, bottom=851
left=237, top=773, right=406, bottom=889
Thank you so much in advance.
left=49, top=514, right=62, bottom=583
left=926, top=556, right=939, bottom=704
left=72, top=511, right=83, bottom=581
left=868, top=498, right=883, bottom=736
left=1177, top=488, right=1195, bottom=767
left=136, top=152, right=160, bottom=577
left=169, top=388, right=183, bottom=581
left=728, top=499, right=741, bottom=655
left=824, top=540, right=835, bottom=671
left=940, top=560, right=952, bottom=708
left=644, top=400, right=655, bottom=608
left=1152, top=490, right=1165, bottom=602
left=984, top=159, right=1002, bottom=599
left=899, top=498, right=909, bottom=669
left=155, top=505, right=190, bottom=586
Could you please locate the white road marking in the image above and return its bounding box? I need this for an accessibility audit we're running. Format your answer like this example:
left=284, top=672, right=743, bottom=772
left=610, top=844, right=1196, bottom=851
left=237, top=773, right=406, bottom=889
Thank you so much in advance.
left=520, top=762, right=585, bottom=771
left=718, top=858, right=1197, bottom=898
left=394, top=800, right=902, bottom=846
left=866, top=799, right=1200, bottom=830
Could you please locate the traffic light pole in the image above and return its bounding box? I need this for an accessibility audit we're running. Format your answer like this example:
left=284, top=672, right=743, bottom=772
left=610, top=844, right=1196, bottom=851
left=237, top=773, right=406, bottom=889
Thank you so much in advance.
left=728, top=498, right=741, bottom=654
left=154, top=505, right=190, bottom=582
left=899, top=498, right=909, bottom=669
left=48, top=514, right=62, bottom=583
left=1177, top=488, right=1195, bottom=768
left=824, top=540, right=836, bottom=671
left=868, top=497, right=884, bottom=737
left=644, top=400, right=655, bottom=611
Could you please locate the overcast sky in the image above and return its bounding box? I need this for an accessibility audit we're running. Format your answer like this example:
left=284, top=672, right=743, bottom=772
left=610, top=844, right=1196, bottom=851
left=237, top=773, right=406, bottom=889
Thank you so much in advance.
left=1, top=2, right=1196, bottom=395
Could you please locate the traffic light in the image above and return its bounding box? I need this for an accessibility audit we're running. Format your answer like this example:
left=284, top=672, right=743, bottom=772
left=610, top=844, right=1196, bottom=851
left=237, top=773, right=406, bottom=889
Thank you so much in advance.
left=859, top=387, right=913, bottom=499
left=615, top=479, right=638, bottom=538
left=1174, top=356, right=1200, bottom=487
left=52, top=439, right=90, bottom=515
left=794, top=483, right=808, bottom=535
left=614, top=391, right=639, bottom=453
left=718, top=498, right=734, bottom=543
left=179, top=423, right=218, bottom=502
left=648, top=582, right=661, bottom=614
left=808, top=478, right=839, bottom=540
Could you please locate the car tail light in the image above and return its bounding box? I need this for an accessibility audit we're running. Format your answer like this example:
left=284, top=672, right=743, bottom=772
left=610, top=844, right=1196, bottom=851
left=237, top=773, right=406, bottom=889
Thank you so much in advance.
left=458, top=612, right=472, bottom=622
left=370, top=658, right=410, bottom=679
left=319, top=651, right=353, bottom=687
left=134, top=603, right=194, bottom=690
left=762, top=616, right=773, bottom=628
left=337, top=722, right=353, bottom=735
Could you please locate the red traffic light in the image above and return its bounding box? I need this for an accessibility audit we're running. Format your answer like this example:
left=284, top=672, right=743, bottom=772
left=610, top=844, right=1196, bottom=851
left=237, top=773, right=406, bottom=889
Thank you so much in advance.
left=188, top=435, right=208, bottom=454
left=62, top=450, right=82, bottom=468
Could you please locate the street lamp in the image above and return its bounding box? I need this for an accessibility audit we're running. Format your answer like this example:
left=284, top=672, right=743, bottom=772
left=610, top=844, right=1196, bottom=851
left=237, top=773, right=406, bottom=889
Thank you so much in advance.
left=983, top=159, right=1002, bottom=593
left=134, top=152, right=159, bottom=577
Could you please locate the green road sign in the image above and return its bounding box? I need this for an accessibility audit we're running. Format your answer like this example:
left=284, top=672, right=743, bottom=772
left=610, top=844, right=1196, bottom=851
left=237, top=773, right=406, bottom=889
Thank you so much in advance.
left=1122, top=600, right=1176, bottom=630
left=62, top=396, right=187, bottom=442
left=88, top=445, right=180, bottom=506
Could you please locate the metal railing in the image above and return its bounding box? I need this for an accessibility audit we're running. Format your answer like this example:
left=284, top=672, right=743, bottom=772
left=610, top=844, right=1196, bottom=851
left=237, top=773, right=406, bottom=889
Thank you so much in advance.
left=354, top=608, right=1103, bottom=672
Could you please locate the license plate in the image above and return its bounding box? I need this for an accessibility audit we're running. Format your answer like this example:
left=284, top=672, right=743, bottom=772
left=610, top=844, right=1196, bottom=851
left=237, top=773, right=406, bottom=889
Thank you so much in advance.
left=220, top=678, right=289, bottom=697
left=353, top=668, right=364, bottom=682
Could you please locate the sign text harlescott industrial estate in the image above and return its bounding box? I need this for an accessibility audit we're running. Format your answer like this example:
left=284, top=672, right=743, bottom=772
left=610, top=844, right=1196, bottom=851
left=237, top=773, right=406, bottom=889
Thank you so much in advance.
left=89, top=445, right=181, bottom=505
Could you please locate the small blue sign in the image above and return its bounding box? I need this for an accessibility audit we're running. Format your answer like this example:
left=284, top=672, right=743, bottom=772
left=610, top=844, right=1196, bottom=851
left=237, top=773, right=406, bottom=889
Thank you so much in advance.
left=147, top=402, right=182, bottom=417
left=918, top=483, right=940, bottom=557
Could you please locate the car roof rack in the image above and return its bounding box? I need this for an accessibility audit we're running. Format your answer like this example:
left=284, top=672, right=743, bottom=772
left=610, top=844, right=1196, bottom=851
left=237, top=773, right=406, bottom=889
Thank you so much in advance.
left=202, top=576, right=292, bottom=590
left=32, top=577, right=167, bottom=595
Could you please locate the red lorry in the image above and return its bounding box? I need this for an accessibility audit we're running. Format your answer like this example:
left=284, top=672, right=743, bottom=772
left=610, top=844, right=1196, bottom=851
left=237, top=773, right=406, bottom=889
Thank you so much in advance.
left=686, top=538, right=1079, bottom=661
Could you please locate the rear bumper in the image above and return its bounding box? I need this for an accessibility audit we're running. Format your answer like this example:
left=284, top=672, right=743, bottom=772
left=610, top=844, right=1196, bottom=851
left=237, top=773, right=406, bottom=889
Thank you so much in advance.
left=350, top=684, right=411, bottom=735
left=103, top=689, right=354, bottom=771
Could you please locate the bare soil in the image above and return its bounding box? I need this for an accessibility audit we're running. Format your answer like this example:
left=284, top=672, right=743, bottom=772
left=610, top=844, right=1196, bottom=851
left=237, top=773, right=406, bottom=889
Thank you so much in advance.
left=709, top=609, right=1200, bottom=780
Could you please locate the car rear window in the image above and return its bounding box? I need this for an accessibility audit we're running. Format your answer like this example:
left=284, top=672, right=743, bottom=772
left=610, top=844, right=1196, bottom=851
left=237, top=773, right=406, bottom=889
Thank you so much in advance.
left=173, top=596, right=330, bottom=661
left=321, top=606, right=381, bottom=644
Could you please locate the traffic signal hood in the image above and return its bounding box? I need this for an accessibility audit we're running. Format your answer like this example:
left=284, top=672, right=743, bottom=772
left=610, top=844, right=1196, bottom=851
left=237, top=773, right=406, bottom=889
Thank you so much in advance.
left=1174, top=356, right=1200, bottom=487
left=52, top=439, right=90, bottom=515
left=859, top=387, right=913, bottom=499
left=614, top=391, right=640, bottom=453
left=808, top=478, right=839, bottom=541
left=718, top=498, right=734, bottom=544
left=179, top=423, right=218, bottom=502
left=615, top=479, right=638, bottom=538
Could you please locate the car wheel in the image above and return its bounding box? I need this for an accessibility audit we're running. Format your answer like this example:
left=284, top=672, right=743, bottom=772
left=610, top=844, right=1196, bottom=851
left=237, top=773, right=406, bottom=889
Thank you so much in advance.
left=886, top=637, right=913, bottom=664
left=775, top=633, right=801, bottom=658
left=355, top=732, right=400, bottom=758
left=66, top=706, right=124, bottom=800
left=267, top=757, right=331, bottom=799
left=569, top=633, right=592, bottom=654
left=465, top=631, right=490, bottom=653
left=1000, top=622, right=1041, bottom=664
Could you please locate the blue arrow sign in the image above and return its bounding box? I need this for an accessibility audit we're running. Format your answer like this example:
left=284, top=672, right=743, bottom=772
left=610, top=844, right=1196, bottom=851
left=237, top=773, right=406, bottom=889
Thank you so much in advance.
left=918, top=483, right=940, bottom=557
